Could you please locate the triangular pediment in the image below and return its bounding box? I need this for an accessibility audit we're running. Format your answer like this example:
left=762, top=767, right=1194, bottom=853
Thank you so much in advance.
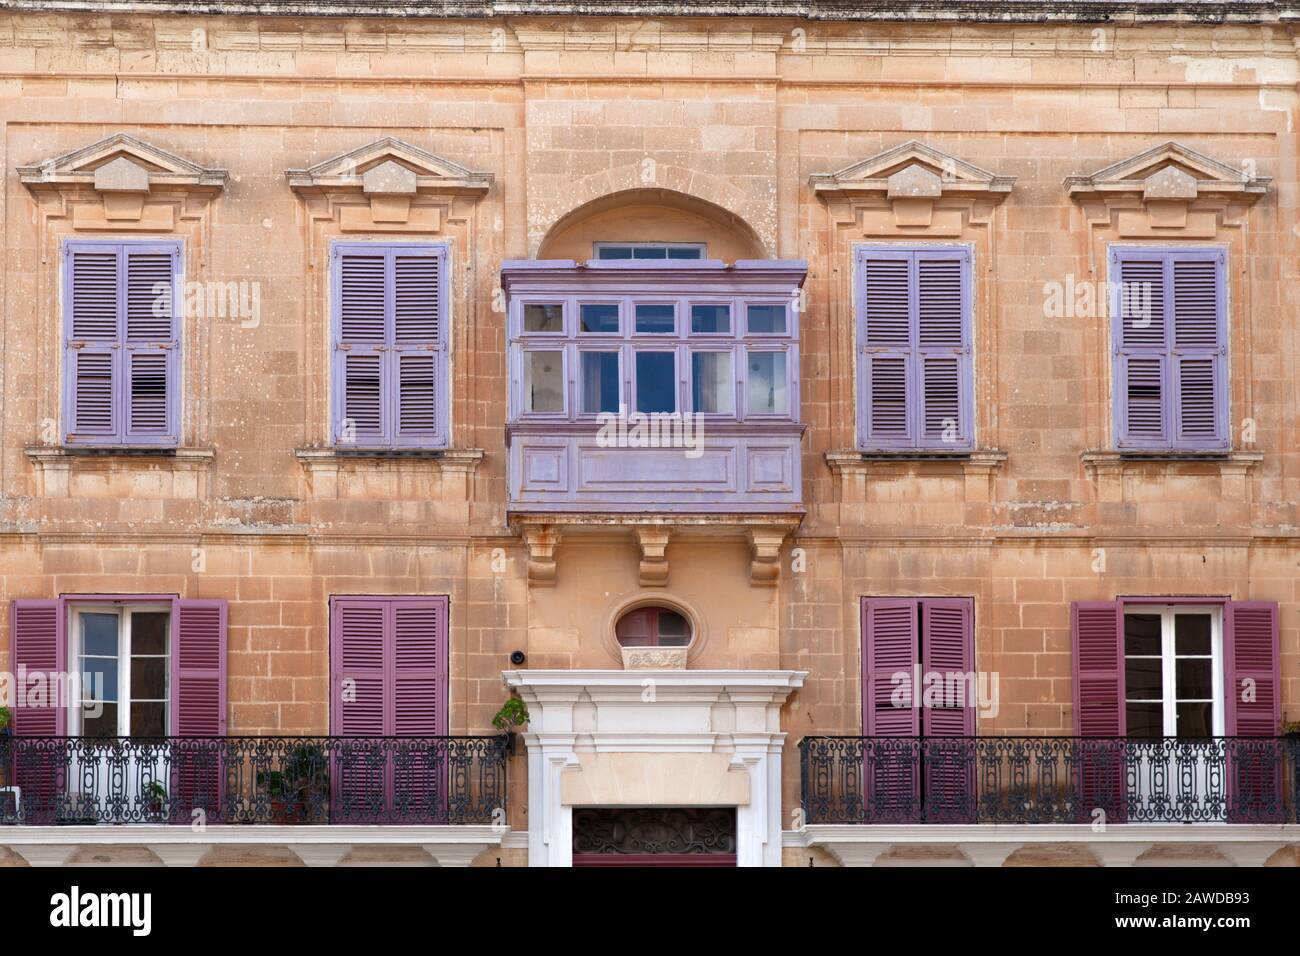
left=285, top=137, right=493, bottom=195
left=18, top=133, right=227, bottom=191
left=1065, top=141, right=1269, bottom=200
left=809, top=141, right=1016, bottom=197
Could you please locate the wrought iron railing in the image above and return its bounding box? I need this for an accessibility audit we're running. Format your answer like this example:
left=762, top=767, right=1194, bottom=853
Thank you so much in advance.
left=800, top=736, right=1300, bottom=825
left=0, top=735, right=508, bottom=826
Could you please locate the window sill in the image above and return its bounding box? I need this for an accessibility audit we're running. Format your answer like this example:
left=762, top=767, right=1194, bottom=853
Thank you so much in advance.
left=826, top=449, right=1007, bottom=473
left=25, top=446, right=214, bottom=499
left=294, top=447, right=484, bottom=499
left=1081, top=450, right=1262, bottom=473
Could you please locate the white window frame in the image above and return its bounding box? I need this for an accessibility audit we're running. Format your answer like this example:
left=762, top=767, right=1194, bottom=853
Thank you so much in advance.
left=67, top=603, right=171, bottom=737
left=1122, top=603, right=1225, bottom=738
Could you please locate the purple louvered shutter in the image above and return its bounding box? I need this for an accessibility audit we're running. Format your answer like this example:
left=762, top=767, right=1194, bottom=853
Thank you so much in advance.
left=333, top=244, right=447, bottom=448
left=331, top=598, right=388, bottom=820
left=9, top=600, right=65, bottom=823
left=920, top=598, right=975, bottom=822
left=859, top=249, right=972, bottom=450
left=64, top=242, right=179, bottom=447
left=335, top=251, right=388, bottom=445
left=169, top=599, right=226, bottom=820
left=10, top=599, right=64, bottom=736
left=1071, top=601, right=1126, bottom=823
left=65, top=247, right=120, bottom=442
left=1224, top=601, right=1282, bottom=822
left=392, top=598, right=449, bottom=822
left=1113, top=248, right=1226, bottom=451
left=861, top=598, right=919, bottom=821
left=123, top=248, right=178, bottom=443
left=1171, top=254, right=1227, bottom=449
left=916, top=254, right=969, bottom=449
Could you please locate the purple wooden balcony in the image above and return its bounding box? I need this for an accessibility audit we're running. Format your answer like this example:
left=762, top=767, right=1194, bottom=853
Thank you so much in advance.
left=503, top=259, right=808, bottom=514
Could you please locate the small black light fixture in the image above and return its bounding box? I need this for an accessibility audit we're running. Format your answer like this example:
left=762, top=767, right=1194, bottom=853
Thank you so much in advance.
left=509, top=650, right=527, bottom=666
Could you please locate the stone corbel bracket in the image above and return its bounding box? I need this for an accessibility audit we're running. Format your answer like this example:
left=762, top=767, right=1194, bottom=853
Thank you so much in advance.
left=18, top=132, right=227, bottom=230
left=1064, top=141, right=1269, bottom=238
left=809, top=140, right=1015, bottom=237
left=511, top=513, right=802, bottom=588
left=286, top=137, right=493, bottom=233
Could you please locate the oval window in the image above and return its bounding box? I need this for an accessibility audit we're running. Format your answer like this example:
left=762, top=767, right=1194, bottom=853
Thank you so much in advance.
left=615, top=606, right=692, bottom=648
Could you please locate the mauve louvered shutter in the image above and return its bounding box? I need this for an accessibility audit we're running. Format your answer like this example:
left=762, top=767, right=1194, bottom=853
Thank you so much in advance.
left=334, top=248, right=389, bottom=446
left=915, top=252, right=972, bottom=450
left=1170, top=252, right=1227, bottom=450
left=65, top=245, right=121, bottom=443
left=10, top=600, right=65, bottom=735
left=392, top=250, right=446, bottom=447
left=9, top=600, right=65, bottom=823
left=920, top=598, right=975, bottom=822
left=169, top=599, right=226, bottom=820
left=392, top=598, right=449, bottom=822
left=1224, top=601, right=1282, bottom=821
left=862, top=598, right=920, bottom=821
left=1071, top=601, right=1127, bottom=823
left=122, top=245, right=180, bottom=445
left=1112, top=252, right=1169, bottom=448
left=330, top=598, right=388, bottom=820
left=859, top=253, right=913, bottom=447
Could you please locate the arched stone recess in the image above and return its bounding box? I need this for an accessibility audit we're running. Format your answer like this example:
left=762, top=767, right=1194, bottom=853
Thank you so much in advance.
left=530, top=165, right=774, bottom=259
left=809, top=141, right=1015, bottom=508
left=18, top=133, right=228, bottom=496
left=1064, top=141, right=1269, bottom=498
left=285, top=137, right=493, bottom=501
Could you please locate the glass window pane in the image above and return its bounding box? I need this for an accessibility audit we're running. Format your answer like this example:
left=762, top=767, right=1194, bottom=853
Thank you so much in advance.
left=667, top=247, right=702, bottom=260
left=635, top=304, right=675, bottom=334
left=655, top=610, right=690, bottom=647
left=132, top=612, right=169, bottom=656
left=1175, top=658, right=1213, bottom=700
left=131, top=657, right=168, bottom=701
left=691, top=304, right=731, bottom=334
left=524, top=351, right=564, bottom=413
left=82, top=703, right=118, bottom=739
left=747, top=304, right=787, bottom=334
left=1174, top=614, right=1212, bottom=655
left=1126, top=702, right=1163, bottom=738
left=746, top=351, right=788, bottom=415
left=635, top=352, right=676, bottom=413
left=1124, top=657, right=1163, bottom=700
left=597, top=246, right=632, bottom=260
left=82, top=612, right=119, bottom=657
left=81, top=657, right=118, bottom=703
left=523, top=303, right=563, bottom=333
left=580, top=352, right=620, bottom=414
left=692, top=352, right=734, bottom=414
left=631, top=247, right=667, bottom=259
left=1123, top=613, right=1162, bottom=656
left=1176, top=701, right=1213, bottom=738
left=130, top=702, right=167, bottom=738
left=580, top=303, right=619, bottom=334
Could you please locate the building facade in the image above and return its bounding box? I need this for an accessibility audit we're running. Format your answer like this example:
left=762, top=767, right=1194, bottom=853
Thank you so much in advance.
left=0, top=0, right=1299, bottom=867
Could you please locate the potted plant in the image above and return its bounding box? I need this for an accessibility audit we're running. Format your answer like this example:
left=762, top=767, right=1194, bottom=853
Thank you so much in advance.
left=0, top=706, right=11, bottom=736
left=1283, top=720, right=1300, bottom=739
left=143, top=780, right=168, bottom=822
left=258, top=744, right=329, bottom=824
left=0, top=707, right=11, bottom=791
left=492, top=697, right=530, bottom=756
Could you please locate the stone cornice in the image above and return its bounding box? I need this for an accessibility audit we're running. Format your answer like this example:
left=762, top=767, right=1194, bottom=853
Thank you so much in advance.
left=0, top=1, right=1291, bottom=25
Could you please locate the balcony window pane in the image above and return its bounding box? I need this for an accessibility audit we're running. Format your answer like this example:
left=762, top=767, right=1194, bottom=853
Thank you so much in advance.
left=132, top=611, right=169, bottom=655
left=523, top=303, right=563, bottom=333
left=635, top=304, right=675, bottom=334
left=1123, top=613, right=1161, bottom=656
left=524, top=351, right=564, bottom=413
left=130, top=656, right=168, bottom=700
left=1174, top=614, right=1211, bottom=655
left=82, top=612, right=118, bottom=657
left=1175, top=658, right=1213, bottom=700
left=82, top=704, right=118, bottom=738
left=635, top=351, right=676, bottom=413
left=746, top=351, right=787, bottom=414
left=130, top=702, right=167, bottom=737
left=580, top=303, right=619, bottom=334
left=692, top=351, right=733, bottom=414
left=747, top=303, right=787, bottom=334
left=1125, top=702, right=1163, bottom=738
left=580, top=351, right=620, bottom=414
left=1125, top=657, right=1162, bottom=699
left=1175, top=701, right=1213, bottom=738
left=691, top=304, right=731, bottom=334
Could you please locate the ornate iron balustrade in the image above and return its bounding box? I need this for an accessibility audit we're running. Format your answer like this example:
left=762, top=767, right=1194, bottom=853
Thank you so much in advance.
left=800, top=736, right=1300, bottom=825
left=0, top=735, right=507, bottom=826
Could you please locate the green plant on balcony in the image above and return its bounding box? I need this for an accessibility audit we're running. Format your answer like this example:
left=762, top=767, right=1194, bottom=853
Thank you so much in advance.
left=492, top=697, right=530, bottom=755
left=256, top=743, right=329, bottom=824
left=0, top=706, right=11, bottom=735
left=1283, top=720, right=1300, bottom=739
left=143, top=780, right=168, bottom=821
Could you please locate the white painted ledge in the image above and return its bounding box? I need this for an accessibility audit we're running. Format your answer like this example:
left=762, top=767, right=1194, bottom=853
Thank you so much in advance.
left=0, top=825, right=509, bottom=868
